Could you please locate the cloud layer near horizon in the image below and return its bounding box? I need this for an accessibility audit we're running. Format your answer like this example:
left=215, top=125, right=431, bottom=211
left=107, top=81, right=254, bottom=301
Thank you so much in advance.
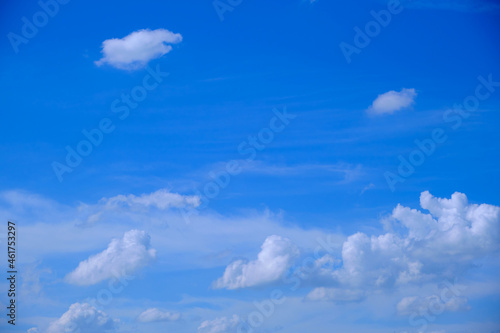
left=9, top=189, right=500, bottom=333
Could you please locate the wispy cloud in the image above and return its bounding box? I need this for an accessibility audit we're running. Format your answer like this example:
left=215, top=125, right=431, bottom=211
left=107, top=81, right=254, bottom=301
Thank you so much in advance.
left=137, top=308, right=181, bottom=323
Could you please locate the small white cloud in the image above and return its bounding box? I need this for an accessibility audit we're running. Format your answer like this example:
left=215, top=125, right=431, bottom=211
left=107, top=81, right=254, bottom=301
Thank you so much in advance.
left=367, top=88, right=417, bottom=115
left=65, top=229, right=156, bottom=286
left=46, top=303, right=116, bottom=333
left=198, top=315, right=240, bottom=333
left=306, top=287, right=364, bottom=302
left=27, top=328, right=39, bottom=333
left=213, top=235, right=299, bottom=289
left=137, top=308, right=180, bottom=322
left=95, top=28, right=182, bottom=70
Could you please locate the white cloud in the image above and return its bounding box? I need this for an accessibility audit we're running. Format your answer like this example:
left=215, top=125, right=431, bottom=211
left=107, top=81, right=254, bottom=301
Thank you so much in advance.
left=95, top=28, right=182, bottom=70
left=198, top=315, right=240, bottom=333
left=397, top=295, right=470, bottom=316
left=367, top=88, right=417, bottom=115
left=46, top=303, right=116, bottom=333
left=213, top=235, right=299, bottom=289
left=100, top=188, right=200, bottom=210
left=208, top=191, right=499, bottom=297
left=1, top=188, right=341, bottom=270
left=65, top=229, right=156, bottom=285
left=137, top=308, right=180, bottom=322
left=308, top=191, right=500, bottom=293
left=78, top=188, right=200, bottom=226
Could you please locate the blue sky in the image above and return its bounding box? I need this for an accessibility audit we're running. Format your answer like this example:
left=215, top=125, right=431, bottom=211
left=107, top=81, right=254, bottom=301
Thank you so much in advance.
left=0, top=0, right=500, bottom=332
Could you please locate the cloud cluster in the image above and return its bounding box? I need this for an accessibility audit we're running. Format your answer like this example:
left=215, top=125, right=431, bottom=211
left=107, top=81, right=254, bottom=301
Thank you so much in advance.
left=210, top=191, right=498, bottom=304
left=214, top=235, right=299, bottom=289
left=367, top=88, right=417, bottom=115
left=95, top=28, right=182, bottom=70
left=46, top=303, right=116, bottom=333
left=137, top=308, right=180, bottom=322
left=307, top=191, right=500, bottom=300
left=66, top=229, right=156, bottom=285
left=198, top=315, right=240, bottom=333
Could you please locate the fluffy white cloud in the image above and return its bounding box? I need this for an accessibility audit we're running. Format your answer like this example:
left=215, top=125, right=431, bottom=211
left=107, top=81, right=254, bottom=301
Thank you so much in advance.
left=137, top=308, right=180, bottom=322
left=46, top=303, right=116, bottom=333
left=367, top=88, right=417, bottom=115
left=95, top=28, right=182, bottom=70
left=198, top=315, right=240, bottom=333
left=309, top=191, right=500, bottom=292
left=214, top=235, right=299, bottom=289
left=397, top=294, right=470, bottom=316
left=66, top=229, right=156, bottom=285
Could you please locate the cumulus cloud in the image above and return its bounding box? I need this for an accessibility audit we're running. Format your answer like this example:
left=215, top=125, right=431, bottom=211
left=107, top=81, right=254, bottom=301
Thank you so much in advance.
left=46, top=303, right=116, bottom=333
left=214, top=235, right=299, bottom=289
left=367, top=88, right=417, bottom=115
left=212, top=191, right=499, bottom=296
left=95, top=28, right=182, bottom=70
left=307, top=191, right=500, bottom=294
left=137, top=308, right=180, bottom=322
left=66, top=229, right=156, bottom=285
left=198, top=315, right=240, bottom=333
